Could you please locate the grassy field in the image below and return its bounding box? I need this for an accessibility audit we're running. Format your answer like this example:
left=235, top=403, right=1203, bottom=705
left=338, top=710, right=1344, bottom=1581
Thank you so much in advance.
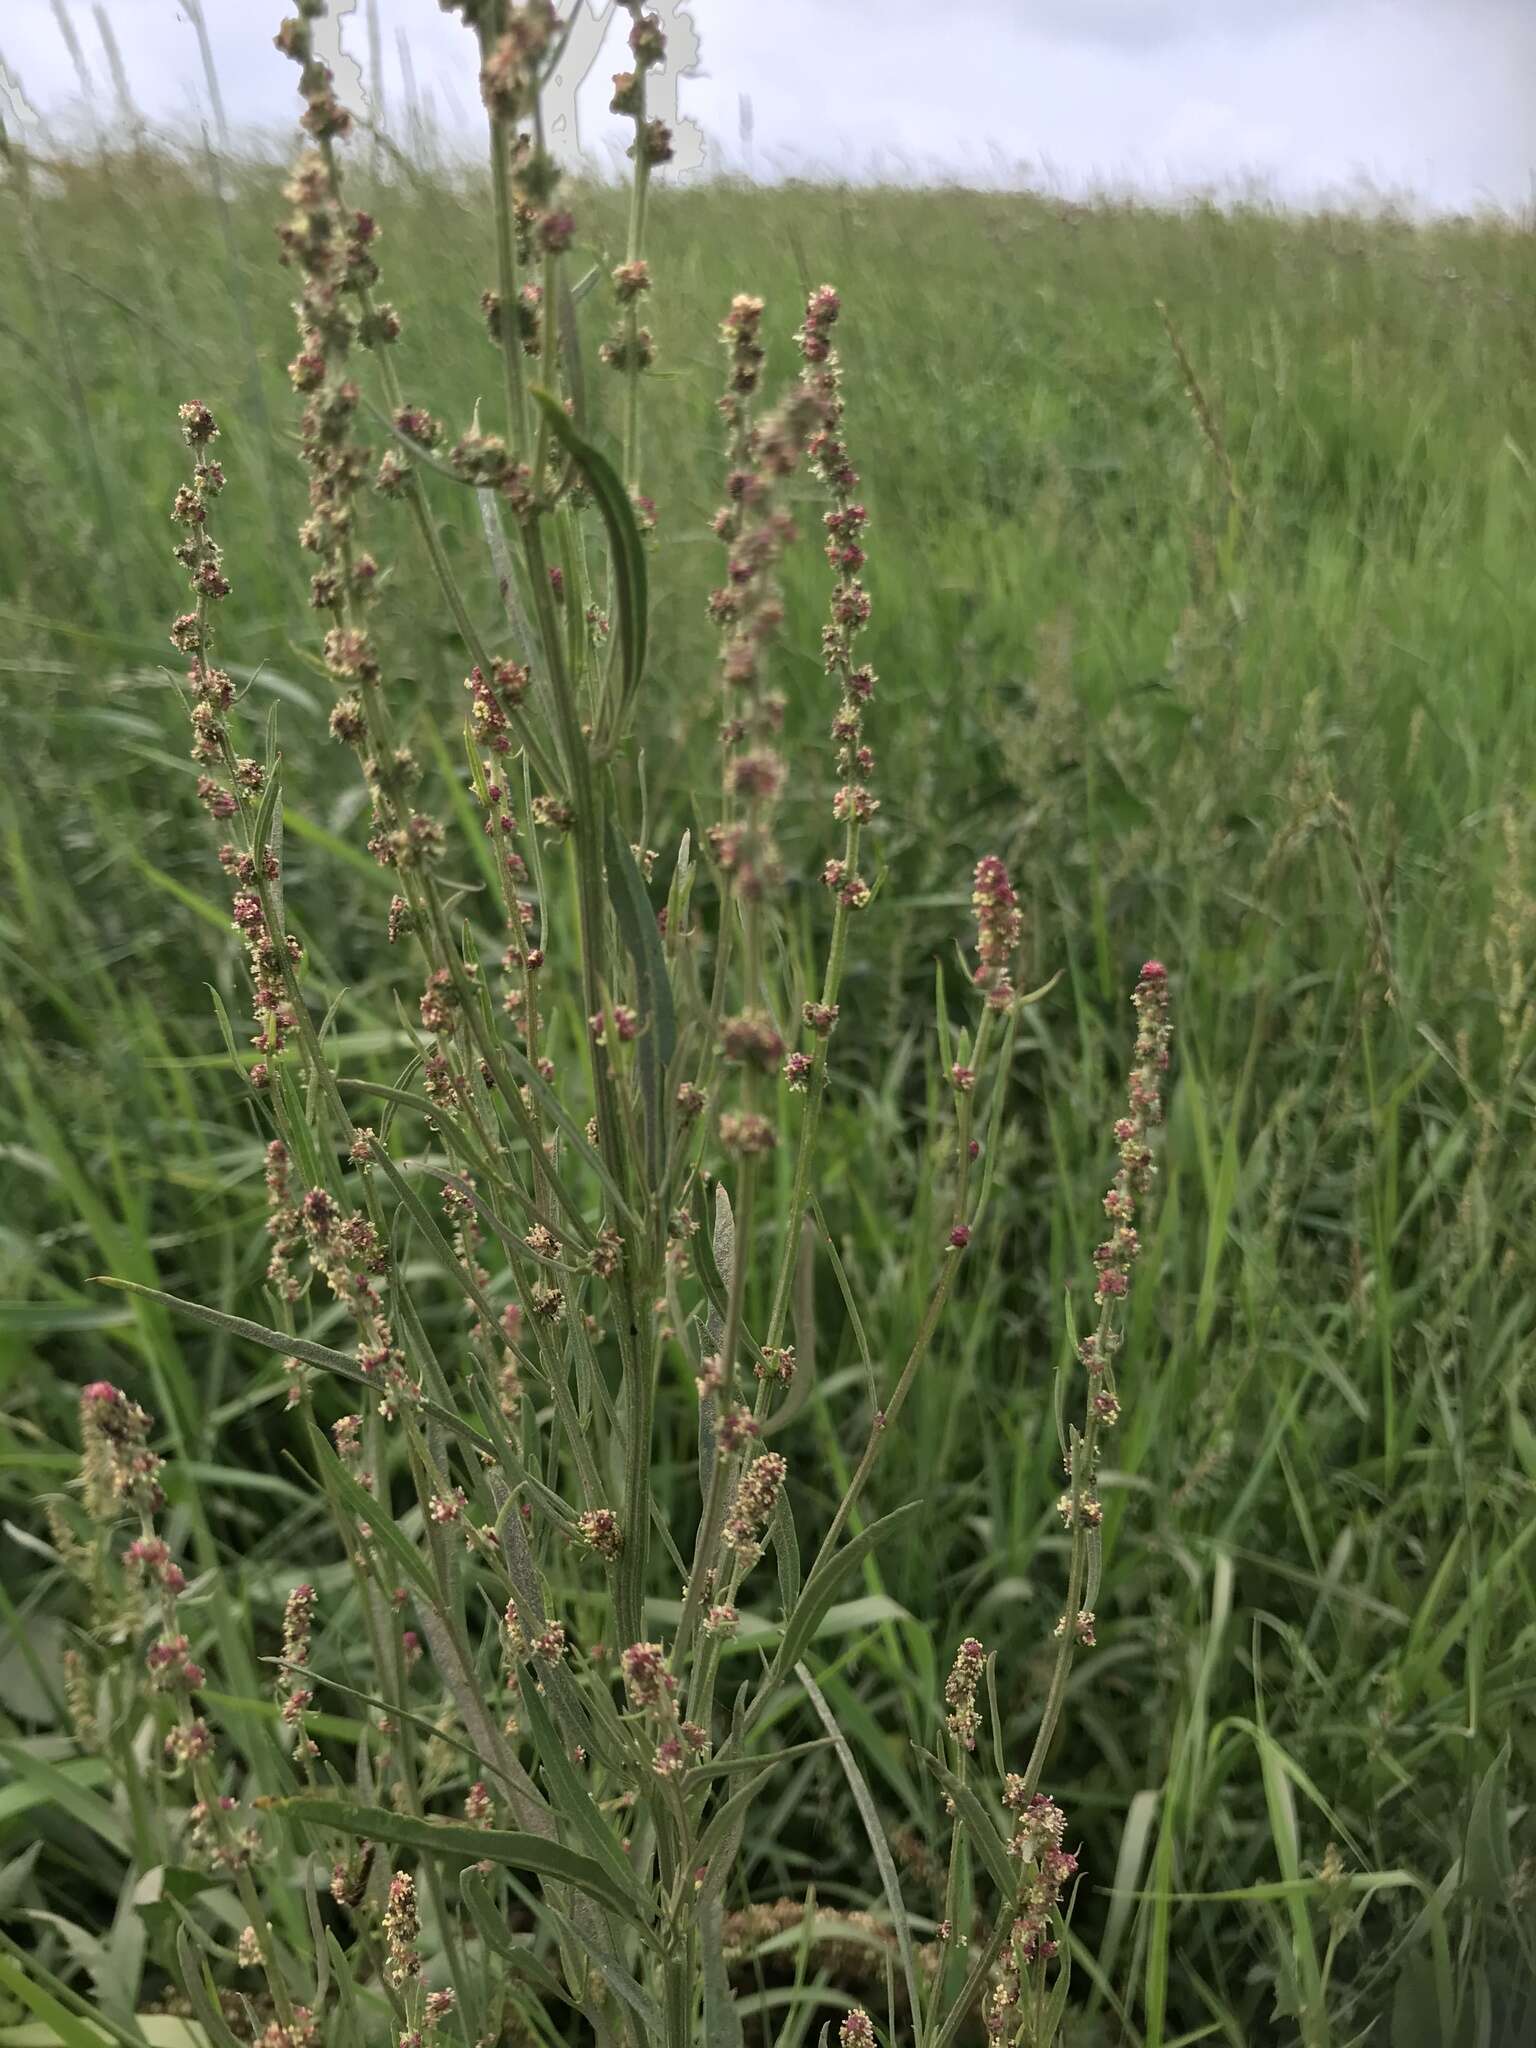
left=2, top=126, right=1534, bottom=2045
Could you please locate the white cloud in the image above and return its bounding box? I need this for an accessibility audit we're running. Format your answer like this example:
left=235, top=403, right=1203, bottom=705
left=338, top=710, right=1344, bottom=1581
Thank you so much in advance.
left=1155, top=100, right=1294, bottom=186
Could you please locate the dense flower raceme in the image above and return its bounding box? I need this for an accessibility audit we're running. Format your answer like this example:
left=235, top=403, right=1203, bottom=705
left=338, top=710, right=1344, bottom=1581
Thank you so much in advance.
left=169, top=406, right=302, bottom=1076
left=68, top=1378, right=291, bottom=2027
left=1076, top=958, right=1174, bottom=1411
left=1050, top=962, right=1174, bottom=1660
left=924, top=968, right=1172, bottom=2046
left=972, top=853, right=1023, bottom=1009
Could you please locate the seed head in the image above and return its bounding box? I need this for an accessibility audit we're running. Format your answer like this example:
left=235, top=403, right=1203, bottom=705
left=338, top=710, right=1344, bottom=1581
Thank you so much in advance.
left=383, top=1870, right=420, bottom=1987
left=281, top=1584, right=316, bottom=1668
left=971, top=855, right=1022, bottom=1008
left=79, top=1382, right=163, bottom=1519
left=621, top=1641, right=675, bottom=1710
left=721, top=1010, right=784, bottom=1070
left=577, top=1508, right=623, bottom=1560
left=719, top=1110, right=777, bottom=1157
left=943, top=1635, right=985, bottom=1750
left=723, top=1450, right=788, bottom=1563
left=178, top=400, right=219, bottom=446
left=1089, top=962, right=1173, bottom=1310
left=783, top=1050, right=813, bottom=1090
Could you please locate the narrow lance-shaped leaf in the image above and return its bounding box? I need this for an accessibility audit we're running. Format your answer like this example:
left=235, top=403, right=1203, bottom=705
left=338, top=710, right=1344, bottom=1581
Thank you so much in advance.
left=604, top=809, right=676, bottom=1175
left=511, top=1667, right=636, bottom=1901
left=914, top=1745, right=1016, bottom=1901
left=802, top=1664, right=924, bottom=2027
left=268, top=1796, right=649, bottom=1932
left=459, top=1870, right=575, bottom=2011
left=531, top=388, right=648, bottom=712
left=90, top=1277, right=493, bottom=1455
left=701, top=1894, right=745, bottom=2048
left=686, top=1766, right=775, bottom=1912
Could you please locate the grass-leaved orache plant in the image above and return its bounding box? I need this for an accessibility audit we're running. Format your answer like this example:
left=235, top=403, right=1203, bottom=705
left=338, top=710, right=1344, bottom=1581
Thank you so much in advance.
left=54, top=5, right=1172, bottom=2042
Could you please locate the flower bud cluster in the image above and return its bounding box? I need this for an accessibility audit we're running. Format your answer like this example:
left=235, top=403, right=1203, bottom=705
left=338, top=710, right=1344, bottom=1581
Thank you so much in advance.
left=1090, top=961, right=1172, bottom=1313
left=279, top=1583, right=320, bottom=1757
left=73, top=1385, right=269, bottom=1875
left=971, top=855, right=1022, bottom=1010
left=1063, top=953, right=1175, bottom=1563
left=943, top=1634, right=985, bottom=1751
left=188, top=1794, right=261, bottom=1876
left=79, top=1382, right=164, bottom=1521
left=577, top=1507, right=623, bottom=1561
left=382, top=1868, right=420, bottom=1988
left=722, top=1449, right=787, bottom=1566
left=478, top=2, right=558, bottom=123
left=621, top=1641, right=709, bottom=1778
left=265, top=1137, right=413, bottom=1417
left=473, top=5, right=581, bottom=299
left=991, top=1787, right=1078, bottom=1997
left=601, top=13, right=668, bottom=370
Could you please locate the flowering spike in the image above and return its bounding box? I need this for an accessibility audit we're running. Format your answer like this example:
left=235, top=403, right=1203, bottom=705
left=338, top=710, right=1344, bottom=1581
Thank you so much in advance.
left=943, top=1635, right=986, bottom=1750
left=971, top=855, right=1022, bottom=1009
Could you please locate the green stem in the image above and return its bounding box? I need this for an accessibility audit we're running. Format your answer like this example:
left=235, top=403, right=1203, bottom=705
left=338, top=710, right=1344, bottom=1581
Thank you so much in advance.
left=761, top=821, right=860, bottom=1355
left=489, top=111, right=533, bottom=459
left=619, top=64, right=652, bottom=494
left=673, top=1158, right=758, bottom=1685
left=1015, top=1413, right=1100, bottom=1805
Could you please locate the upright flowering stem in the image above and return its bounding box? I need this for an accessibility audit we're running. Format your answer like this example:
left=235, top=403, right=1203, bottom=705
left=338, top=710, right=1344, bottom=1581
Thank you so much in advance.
left=275, top=12, right=591, bottom=1278
left=172, top=401, right=450, bottom=1444
left=672, top=304, right=827, bottom=1676
left=270, top=54, right=645, bottom=2019
left=761, top=285, right=878, bottom=1362
left=1017, top=959, right=1171, bottom=1801
left=79, top=1386, right=301, bottom=2032
left=475, top=4, right=547, bottom=460
left=165, top=408, right=476, bottom=2013
left=528, top=511, right=662, bottom=1651
left=283, top=5, right=559, bottom=790
left=446, top=1, right=665, bottom=1656
left=466, top=7, right=630, bottom=1184
left=679, top=322, right=898, bottom=1725
left=736, top=862, right=1021, bottom=1740
left=171, top=404, right=356, bottom=1157
left=927, top=961, right=1173, bottom=2048
left=609, top=6, right=669, bottom=494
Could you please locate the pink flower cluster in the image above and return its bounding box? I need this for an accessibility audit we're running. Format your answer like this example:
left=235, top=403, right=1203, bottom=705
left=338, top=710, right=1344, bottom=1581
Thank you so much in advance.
left=79, top=1382, right=163, bottom=1520
left=971, top=855, right=1022, bottom=1009
left=621, top=1642, right=709, bottom=1778
left=944, top=1634, right=986, bottom=1750
left=980, top=1787, right=1079, bottom=2030
left=723, top=1450, right=788, bottom=1565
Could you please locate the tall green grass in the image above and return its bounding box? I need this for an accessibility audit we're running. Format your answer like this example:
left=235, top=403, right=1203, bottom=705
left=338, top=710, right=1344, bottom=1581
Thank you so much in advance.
left=1, top=123, right=1533, bottom=2043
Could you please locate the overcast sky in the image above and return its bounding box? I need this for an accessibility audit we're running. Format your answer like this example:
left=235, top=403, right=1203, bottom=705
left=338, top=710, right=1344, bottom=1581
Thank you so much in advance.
left=3, top=0, right=1534, bottom=214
